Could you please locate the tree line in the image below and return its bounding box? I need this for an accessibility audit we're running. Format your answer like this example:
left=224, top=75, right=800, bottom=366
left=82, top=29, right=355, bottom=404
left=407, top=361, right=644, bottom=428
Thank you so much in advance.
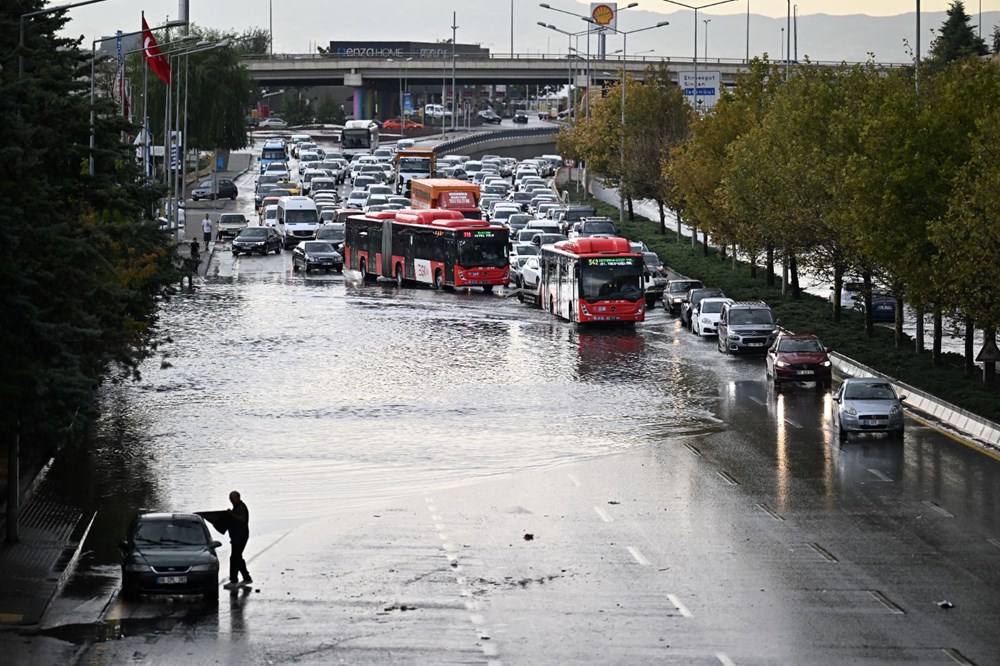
left=558, top=1, right=1000, bottom=376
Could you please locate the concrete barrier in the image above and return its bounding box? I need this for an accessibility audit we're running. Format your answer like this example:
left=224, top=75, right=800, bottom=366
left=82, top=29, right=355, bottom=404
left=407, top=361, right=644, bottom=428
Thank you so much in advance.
left=830, top=351, right=1000, bottom=450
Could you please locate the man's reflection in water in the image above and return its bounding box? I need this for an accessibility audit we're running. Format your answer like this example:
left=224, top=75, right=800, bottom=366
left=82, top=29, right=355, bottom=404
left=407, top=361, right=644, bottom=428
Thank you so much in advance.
left=228, top=586, right=252, bottom=636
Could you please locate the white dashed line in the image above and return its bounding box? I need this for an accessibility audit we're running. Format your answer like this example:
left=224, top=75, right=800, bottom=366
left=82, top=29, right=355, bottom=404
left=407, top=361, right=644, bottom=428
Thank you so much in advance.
left=717, top=653, right=737, bottom=666
left=867, top=468, right=893, bottom=482
left=567, top=473, right=581, bottom=487
left=469, top=613, right=485, bottom=625
left=626, top=546, right=650, bottom=566
left=922, top=500, right=954, bottom=518
left=784, top=418, right=803, bottom=429
left=667, top=593, right=693, bottom=618
left=748, top=396, right=765, bottom=406
left=988, top=538, right=1000, bottom=550
left=593, top=506, right=613, bottom=523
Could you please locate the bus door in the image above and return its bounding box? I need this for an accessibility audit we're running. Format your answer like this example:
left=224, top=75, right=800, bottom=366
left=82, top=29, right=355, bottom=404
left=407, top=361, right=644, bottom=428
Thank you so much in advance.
left=381, top=221, right=394, bottom=278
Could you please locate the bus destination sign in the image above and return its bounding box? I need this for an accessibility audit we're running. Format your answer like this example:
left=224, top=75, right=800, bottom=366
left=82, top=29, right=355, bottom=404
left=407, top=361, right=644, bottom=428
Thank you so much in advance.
left=464, top=230, right=497, bottom=238
left=585, top=257, right=637, bottom=267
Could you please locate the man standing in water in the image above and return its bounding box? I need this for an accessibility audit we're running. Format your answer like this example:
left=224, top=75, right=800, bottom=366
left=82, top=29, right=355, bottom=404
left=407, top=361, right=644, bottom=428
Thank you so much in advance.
left=224, top=490, right=252, bottom=589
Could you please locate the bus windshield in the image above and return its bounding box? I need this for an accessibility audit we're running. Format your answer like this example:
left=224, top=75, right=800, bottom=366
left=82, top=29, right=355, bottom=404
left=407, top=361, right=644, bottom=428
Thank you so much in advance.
left=456, top=234, right=508, bottom=268
left=261, top=147, right=285, bottom=161
left=398, top=157, right=432, bottom=172
left=341, top=130, right=371, bottom=150
left=580, top=260, right=643, bottom=302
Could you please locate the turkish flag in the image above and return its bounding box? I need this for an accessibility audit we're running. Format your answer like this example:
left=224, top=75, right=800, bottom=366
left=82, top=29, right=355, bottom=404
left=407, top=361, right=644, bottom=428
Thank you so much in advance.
left=141, top=18, right=171, bottom=85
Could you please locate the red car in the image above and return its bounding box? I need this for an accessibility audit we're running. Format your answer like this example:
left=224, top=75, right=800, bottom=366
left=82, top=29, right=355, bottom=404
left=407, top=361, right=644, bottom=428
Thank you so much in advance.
left=765, top=333, right=833, bottom=390
left=382, top=118, right=423, bottom=131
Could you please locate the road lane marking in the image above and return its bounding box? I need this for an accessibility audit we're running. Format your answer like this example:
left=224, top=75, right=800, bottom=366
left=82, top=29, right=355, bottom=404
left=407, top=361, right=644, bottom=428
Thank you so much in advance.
left=867, top=468, right=893, bottom=482
left=988, top=538, right=1000, bottom=550
left=684, top=442, right=703, bottom=457
left=593, top=506, right=613, bottom=523
left=717, top=653, right=737, bottom=666
left=469, top=614, right=485, bottom=625
left=868, top=590, right=905, bottom=614
left=784, top=418, right=803, bottom=429
left=748, top=396, right=765, bottom=406
left=717, top=471, right=739, bottom=485
left=906, top=412, right=1000, bottom=463
left=626, top=546, right=650, bottom=566
left=567, top=474, right=581, bottom=487
left=921, top=501, right=954, bottom=518
left=942, top=648, right=975, bottom=665
left=755, top=503, right=784, bottom=521
left=808, top=542, right=839, bottom=563
left=667, top=593, right=693, bottom=618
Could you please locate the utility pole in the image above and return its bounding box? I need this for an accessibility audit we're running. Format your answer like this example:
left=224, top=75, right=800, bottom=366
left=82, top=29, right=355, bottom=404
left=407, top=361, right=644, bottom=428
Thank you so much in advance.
left=451, top=12, right=458, bottom=132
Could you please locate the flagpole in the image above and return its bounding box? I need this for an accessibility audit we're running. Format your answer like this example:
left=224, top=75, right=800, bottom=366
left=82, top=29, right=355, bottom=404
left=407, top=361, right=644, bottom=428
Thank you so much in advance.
left=142, top=11, right=149, bottom=179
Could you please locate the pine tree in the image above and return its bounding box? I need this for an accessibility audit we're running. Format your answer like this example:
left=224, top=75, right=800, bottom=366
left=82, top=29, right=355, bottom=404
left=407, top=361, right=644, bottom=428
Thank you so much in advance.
left=926, top=0, right=989, bottom=72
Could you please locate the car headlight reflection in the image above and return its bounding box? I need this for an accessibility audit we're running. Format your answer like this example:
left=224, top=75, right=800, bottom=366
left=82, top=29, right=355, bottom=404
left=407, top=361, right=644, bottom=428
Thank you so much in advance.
left=845, top=406, right=857, bottom=415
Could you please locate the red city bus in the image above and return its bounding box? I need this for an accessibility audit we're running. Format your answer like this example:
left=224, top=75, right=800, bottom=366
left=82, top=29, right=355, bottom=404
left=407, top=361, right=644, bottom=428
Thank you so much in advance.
left=539, top=237, right=646, bottom=323
left=344, top=209, right=510, bottom=292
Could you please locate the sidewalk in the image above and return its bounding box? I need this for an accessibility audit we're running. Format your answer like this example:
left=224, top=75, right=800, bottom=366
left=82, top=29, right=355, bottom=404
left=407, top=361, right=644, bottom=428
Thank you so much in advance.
left=0, top=462, right=94, bottom=626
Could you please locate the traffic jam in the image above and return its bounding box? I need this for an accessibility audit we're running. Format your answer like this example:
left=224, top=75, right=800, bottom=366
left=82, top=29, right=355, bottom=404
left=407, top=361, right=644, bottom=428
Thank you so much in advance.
left=234, top=130, right=899, bottom=444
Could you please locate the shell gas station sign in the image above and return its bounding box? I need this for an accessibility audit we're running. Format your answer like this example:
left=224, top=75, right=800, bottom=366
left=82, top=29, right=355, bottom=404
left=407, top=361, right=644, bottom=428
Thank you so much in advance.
left=590, top=3, right=618, bottom=31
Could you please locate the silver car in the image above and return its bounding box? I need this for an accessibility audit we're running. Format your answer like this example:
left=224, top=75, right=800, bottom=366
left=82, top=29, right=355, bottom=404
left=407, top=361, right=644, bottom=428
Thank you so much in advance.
left=833, top=377, right=906, bottom=441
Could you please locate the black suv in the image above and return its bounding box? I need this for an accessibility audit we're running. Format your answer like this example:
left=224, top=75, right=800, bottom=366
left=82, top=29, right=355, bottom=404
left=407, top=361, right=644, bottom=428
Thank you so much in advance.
left=232, top=226, right=282, bottom=256
left=120, top=513, right=221, bottom=601
left=513, top=110, right=529, bottom=124
left=682, top=287, right=726, bottom=329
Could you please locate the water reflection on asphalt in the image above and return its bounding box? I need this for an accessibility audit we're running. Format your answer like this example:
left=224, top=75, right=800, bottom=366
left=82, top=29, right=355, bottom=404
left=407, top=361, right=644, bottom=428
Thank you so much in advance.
left=70, top=271, right=722, bottom=564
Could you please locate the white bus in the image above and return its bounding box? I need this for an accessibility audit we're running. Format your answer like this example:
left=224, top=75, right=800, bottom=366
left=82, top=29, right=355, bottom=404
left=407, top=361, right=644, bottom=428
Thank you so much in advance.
left=341, top=119, right=379, bottom=157
left=277, top=196, right=320, bottom=248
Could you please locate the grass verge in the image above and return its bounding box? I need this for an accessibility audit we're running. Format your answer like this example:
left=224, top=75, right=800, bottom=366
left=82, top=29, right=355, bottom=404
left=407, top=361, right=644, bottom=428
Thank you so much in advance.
left=566, top=190, right=1000, bottom=424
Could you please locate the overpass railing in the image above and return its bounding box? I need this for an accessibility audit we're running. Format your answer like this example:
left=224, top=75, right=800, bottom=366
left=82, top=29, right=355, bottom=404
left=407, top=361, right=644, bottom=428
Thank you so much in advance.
left=433, top=126, right=560, bottom=156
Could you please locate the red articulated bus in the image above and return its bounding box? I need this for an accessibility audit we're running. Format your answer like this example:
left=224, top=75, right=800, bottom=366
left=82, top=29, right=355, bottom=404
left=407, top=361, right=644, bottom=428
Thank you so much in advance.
left=343, top=208, right=510, bottom=292
left=539, top=237, right=646, bottom=323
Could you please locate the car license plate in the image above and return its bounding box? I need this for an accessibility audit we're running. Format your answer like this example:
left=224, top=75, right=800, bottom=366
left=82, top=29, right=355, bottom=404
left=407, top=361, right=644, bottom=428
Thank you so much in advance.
left=796, top=370, right=814, bottom=375
left=747, top=342, right=764, bottom=347
left=863, top=419, right=886, bottom=426
left=156, top=576, right=187, bottom=584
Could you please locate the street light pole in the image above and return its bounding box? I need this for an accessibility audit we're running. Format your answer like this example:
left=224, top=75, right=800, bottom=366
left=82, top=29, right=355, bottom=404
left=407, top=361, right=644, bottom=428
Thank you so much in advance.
left=662, top=0, right=736, bottom=114
left=585, top=18, right=670, bottom=227
left=451, top=12, right=458, bottom=132
left=89, top=20, right=186, bottom=176
left=541, top=2, right=639, bottom=119
left=704, top=19, right=710, bottom=60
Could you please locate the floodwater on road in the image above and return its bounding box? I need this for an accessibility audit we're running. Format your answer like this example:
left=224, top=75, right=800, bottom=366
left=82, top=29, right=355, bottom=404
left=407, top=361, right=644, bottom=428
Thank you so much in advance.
left=76, top=266, right=721, bottom=563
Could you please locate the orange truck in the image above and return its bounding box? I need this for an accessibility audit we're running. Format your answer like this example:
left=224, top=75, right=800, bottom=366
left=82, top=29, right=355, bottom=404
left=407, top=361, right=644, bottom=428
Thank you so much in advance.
left=409, top=178, right=481, bottom=219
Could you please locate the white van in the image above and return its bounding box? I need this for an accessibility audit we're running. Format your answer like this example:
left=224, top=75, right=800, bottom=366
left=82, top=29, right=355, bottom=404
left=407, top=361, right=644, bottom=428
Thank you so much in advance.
left=277, top=196, right=320, bottom=248
left=262, top=204, right=279, bottom=228
left=424, top=103, right=452, bottom=119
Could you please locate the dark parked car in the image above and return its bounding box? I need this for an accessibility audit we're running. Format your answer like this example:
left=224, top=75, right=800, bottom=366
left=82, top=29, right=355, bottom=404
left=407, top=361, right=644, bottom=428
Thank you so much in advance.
left=478, top=109, right=502, bottom=125
left=191, top=178, right=237, bottom=201
left=765, top=333, right=833, bottom=390
left=513, top=110, right=529, bottom=124
left=858, top=295, right=897, bottom=323
left=664, top=279, right=704, bottom=316
left=292, top=241, right=344, bottom=273
left=119, top=513, right=221, bottom=601
left=232, top=226, right=282, bottom=256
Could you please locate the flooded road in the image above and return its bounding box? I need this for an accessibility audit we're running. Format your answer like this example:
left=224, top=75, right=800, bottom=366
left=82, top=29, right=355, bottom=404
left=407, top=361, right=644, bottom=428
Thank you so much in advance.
left=87, top=263, right=723, bottom=540
left=19, top=152, right=1000, bottom=665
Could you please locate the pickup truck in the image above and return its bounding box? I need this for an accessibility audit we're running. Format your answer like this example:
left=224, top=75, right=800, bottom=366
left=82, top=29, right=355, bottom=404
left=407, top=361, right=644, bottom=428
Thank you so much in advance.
left=217, top=213, right=249, bottom=239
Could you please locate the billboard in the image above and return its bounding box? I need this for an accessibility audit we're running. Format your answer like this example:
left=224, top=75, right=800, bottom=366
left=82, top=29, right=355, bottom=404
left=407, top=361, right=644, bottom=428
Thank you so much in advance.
left=590, top=3, right=618, bottom=31
left=679, top=71, right=721, bottom=111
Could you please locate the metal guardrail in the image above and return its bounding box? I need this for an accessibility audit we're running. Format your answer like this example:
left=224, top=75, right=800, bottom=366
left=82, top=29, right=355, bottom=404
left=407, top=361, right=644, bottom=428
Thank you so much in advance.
left=433, top=126, right=560, bottom=155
